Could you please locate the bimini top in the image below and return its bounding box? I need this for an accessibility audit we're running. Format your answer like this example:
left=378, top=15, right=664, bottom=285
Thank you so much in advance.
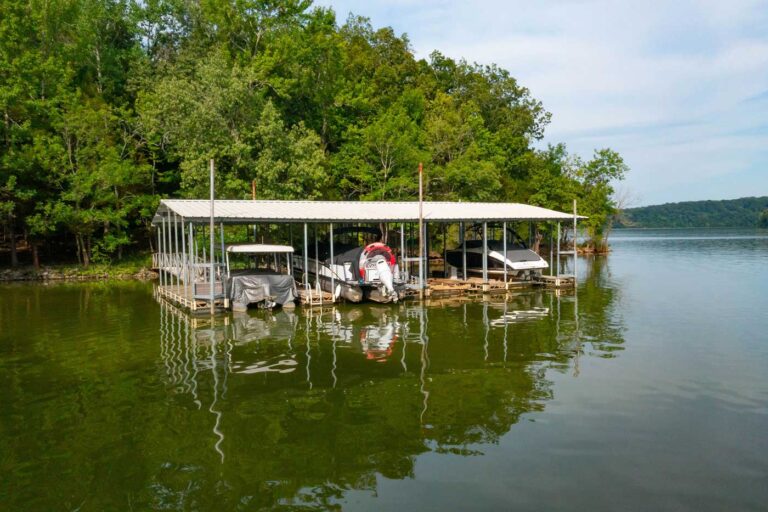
left=153, top=199, right=583, bottom=224
left=226, top=244, right=294, bottom=254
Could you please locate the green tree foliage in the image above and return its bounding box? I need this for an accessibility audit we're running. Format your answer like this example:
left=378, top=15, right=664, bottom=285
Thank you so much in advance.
left=0, top=0, right=629, bottom=266
left=759, top=209, right=768, bottom=228
left=618, top=197, right=768, bottom=229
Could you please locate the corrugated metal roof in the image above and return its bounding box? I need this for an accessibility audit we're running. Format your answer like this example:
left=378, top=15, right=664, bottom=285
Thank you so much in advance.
left=153, top=199, right=582, bottom=224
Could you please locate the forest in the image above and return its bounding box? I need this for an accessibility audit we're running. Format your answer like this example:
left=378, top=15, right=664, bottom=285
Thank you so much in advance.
left=0, top=0, right=628, bottom=267
left=617, top=196, right=768, bottom=229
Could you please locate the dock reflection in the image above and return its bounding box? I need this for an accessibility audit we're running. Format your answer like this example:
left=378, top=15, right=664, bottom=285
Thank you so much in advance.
left=154, top=281, right=623, bottom=509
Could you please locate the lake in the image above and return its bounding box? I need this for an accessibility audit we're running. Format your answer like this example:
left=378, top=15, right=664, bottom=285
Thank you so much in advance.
left=1, top=228, right=767, bottom=511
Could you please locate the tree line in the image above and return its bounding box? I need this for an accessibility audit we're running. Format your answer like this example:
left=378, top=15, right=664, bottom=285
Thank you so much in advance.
left=617, top=196, right=768, bottom=229
left=0, top=0, right=628, bottom=267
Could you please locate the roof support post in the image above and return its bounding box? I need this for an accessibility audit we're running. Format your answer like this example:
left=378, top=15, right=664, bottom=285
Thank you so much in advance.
left=503, top=221, right=508, bottom=283
left=173, top=213, right=179, bottom=289
left=556, top=221, right=561, bottom=276
left=166, top=212, right=173, bottom=288
left=482, top=221, right=489, bottom=284
left=422, top=221, right=428, bottom=290
left=160, top=216, right=166, bottom=288
left=220, top=222, right=227, bottom=308
left=303, top=223, right=309, bottom=288
left=573, top=199, right=578, bottom=287
left=209, top=159, right=215, bottom=316
left=329, top=223, right=335, bottom=302
left=549, top=223, right=554, bottom=276
left=442, top=223, right=447, bottom=278
left=181, top=216, right=187, bottom=301
left=314, top=224, right=321, bottom=305
left=156, top=223, right=162, bottom=286
left=400, top=222, right=405, bottom=281
left=460, top=222, right=467, bottom=280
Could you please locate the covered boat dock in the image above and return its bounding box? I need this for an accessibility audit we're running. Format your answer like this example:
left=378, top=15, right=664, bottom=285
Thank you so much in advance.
left=151, top=199, right=582, bottom=309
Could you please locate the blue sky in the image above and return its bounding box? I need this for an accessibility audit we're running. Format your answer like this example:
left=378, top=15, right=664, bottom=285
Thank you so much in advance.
left=317, top=0, right=768, bottom=206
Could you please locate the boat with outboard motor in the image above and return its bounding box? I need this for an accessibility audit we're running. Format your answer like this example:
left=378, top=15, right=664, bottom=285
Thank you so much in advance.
left=446, top=224, right=548, bottom=280
left=293, top=226, right=405, bottom=303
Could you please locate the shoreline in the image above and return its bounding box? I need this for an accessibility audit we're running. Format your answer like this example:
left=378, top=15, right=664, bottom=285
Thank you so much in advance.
left=0, top=266, right=158, bottom=283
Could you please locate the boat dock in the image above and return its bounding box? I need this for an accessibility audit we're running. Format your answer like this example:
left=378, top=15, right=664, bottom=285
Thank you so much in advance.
left=151, top=199, right=582, bottom=310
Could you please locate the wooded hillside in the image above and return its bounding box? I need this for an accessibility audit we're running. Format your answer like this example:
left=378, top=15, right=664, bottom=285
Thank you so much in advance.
left=1, top=0, right=627, bottom=266
left=617, top=196, right=768, bottom=228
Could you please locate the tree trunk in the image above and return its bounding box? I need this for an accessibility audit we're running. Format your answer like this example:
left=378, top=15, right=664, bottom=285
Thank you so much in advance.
left=532, top=225, right=543, bottom=254
left=75, top=233, right=83, bottom=266
left=8, top=215, right=18, bottom=267
left=32, top=244, right=40, bottom=269
left=84, top=236, right=91, bottom=267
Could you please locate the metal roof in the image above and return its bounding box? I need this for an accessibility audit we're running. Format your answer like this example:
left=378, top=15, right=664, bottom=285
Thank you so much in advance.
left=153, top=199, right=582, bottom=224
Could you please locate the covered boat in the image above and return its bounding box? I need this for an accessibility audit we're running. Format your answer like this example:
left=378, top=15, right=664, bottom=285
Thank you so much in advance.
left=224, top=244, right=299, bottom=311
left=446, top=224, right=548, bottom=280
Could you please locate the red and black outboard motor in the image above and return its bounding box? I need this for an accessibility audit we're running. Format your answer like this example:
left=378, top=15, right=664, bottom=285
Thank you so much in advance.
left=358, top=242, right=398, bottom=301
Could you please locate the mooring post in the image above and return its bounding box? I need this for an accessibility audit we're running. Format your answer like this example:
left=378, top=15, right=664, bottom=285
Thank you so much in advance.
left=482, top=221, right=489, bottom=285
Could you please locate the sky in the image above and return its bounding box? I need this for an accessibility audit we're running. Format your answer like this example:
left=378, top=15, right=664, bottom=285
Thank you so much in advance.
left=316, top=0, right=768, bottom=206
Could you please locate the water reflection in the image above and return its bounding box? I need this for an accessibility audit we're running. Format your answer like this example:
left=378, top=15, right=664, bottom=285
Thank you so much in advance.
left=152, top=267, right=625, bottom=509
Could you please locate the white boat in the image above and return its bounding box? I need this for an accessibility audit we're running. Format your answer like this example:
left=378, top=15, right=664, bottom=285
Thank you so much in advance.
left=446, top=224, right=548, bottom=280
left=294, top=227, right=405, bottom=303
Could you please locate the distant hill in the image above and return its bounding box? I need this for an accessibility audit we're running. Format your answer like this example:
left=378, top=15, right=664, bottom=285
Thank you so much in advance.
left=616, top=196, right=768, bottom=228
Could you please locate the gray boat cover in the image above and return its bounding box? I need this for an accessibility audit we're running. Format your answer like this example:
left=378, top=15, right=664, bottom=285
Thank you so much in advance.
left=227, top=270, right=298, bottom=308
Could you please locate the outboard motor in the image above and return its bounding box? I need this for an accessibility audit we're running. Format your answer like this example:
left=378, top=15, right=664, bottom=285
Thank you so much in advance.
left=359, top=242, right=399, bottom=302
left=375, top=257, right=397, bottom=299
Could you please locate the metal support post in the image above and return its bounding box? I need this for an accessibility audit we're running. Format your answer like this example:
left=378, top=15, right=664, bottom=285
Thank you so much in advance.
left=556, top=222, right=561, bottom=276
left=209, top=159, right=215, bottom=315
left=482, top=222, right=489, bottom=284
left=400, top=222, right=406, bottom=280
left=160, top=217, right=166, bottom=288
left=303, top=223, right=309, bottom=287
left=573, top=199, right=578, bottom=286
left=181, top=216, right=187, bottom=301
left=460, top=222, right=467, bottom=280
left=173, top=213, right=179, bottom=288
left=549, top=224, right=554, bottom=276
left=329, top=223, right=335, bottom=301
left=156, top=224, right=162, bottom=287
left=503, top=221, right=508, bottom=283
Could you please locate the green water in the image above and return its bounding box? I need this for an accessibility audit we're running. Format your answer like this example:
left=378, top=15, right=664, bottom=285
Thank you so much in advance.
left=1, top=228, right=767, bottom=511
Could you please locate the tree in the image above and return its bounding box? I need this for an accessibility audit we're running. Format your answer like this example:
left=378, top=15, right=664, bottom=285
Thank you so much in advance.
left=759, top=209, right=768, bottom=228
left=574, top=149, right=629, bottom=251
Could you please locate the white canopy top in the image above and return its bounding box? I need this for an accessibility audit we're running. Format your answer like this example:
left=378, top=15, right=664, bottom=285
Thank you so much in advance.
left=153, top=199, right=582, bottom=225
left=226, top=244, right=294, bottom=254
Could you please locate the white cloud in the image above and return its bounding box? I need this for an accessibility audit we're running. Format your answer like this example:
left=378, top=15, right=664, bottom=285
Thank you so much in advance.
left=318, top=0, right=768, bottom=204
